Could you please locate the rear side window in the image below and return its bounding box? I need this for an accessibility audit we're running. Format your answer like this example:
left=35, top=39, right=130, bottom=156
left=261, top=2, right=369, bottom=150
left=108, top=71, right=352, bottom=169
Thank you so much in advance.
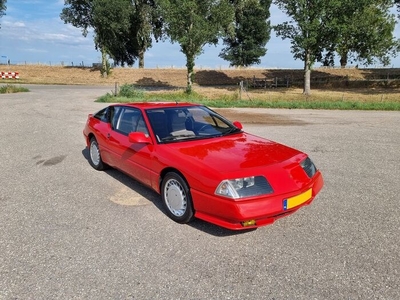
left=93, top=108, right=108, bottom=122
left=93, top=106, right=121, bottom=125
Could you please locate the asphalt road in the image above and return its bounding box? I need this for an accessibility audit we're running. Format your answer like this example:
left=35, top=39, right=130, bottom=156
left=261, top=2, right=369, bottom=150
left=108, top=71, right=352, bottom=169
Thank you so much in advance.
left=1, top=85, right=399, bottom=300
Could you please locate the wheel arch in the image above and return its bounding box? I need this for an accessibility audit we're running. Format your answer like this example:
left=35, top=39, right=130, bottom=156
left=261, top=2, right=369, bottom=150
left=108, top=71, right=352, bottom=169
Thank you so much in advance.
left=86, top=132, right=96, bottom=147
left=159, top=167, right=195, bottom=224
left=159, top=167, right=189, bottom=193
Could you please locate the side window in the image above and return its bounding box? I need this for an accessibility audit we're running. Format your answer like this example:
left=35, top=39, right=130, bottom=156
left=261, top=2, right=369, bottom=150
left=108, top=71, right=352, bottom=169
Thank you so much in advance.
left=211, top=115, right=230, bottom=129
left=93, top=106, right=122, bottom=126
left=110, top=106, right=122, bottom=129
left=93, top=108, right=108, bottom=122
left=114, top=107, right=149, bottom=136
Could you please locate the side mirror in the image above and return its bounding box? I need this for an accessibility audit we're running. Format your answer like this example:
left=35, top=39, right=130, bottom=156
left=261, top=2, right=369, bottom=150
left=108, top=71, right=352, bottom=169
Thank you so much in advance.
left=128, top=132, right=152, bottom=144
left=233, top=121, right=243, bottom=130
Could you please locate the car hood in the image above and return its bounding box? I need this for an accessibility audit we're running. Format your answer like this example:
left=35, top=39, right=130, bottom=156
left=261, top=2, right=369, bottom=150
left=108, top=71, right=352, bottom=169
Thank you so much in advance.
left=164, top=132, right=304, bottom=174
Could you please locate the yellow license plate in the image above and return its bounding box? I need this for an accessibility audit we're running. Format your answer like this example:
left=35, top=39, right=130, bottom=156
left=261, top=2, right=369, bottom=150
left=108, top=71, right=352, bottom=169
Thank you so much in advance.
left=283, top=189, right=312, bottom=210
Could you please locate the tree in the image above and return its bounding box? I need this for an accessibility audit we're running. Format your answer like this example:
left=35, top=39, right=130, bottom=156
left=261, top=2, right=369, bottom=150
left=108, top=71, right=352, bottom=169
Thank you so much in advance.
left=323, top=0, right=398, bottom=68
left=92, top=0, right=137, bottom=74
left=60, top=0, right=94, bottom=36
left=132, top=0, right=164, bottom=68
left=159, top=0, right=234, bottom=92
left=274, top=0, right=331, bottom=95
left=60, top=0, right=134, bottom=75
left=61, top=0, right=104, bottom=71
left=60, top=0, right=162, bottom=69
left=0, top=0, right=7, bottom=29
left=219, top=0, right=272, bottom=67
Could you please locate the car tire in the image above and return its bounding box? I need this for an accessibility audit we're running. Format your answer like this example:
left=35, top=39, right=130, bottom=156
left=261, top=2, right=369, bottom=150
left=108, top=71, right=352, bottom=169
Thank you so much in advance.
left=88, top=137, right=107, bottom=170
left=161, top=172, right=194, bottom=224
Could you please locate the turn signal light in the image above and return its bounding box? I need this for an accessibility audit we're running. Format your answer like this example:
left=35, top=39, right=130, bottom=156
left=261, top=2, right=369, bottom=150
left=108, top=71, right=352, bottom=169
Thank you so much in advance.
left=241, top=220, right=256, bottom=227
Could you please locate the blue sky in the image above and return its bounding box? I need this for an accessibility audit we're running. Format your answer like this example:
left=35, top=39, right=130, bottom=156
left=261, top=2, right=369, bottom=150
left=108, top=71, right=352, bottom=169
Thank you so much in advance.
left=0, top=0, right=399, bottom=69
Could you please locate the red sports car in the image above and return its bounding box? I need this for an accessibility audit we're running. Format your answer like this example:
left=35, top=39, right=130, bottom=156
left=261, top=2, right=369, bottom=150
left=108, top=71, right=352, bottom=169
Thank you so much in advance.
left=83, top=102, right=323, bottom=230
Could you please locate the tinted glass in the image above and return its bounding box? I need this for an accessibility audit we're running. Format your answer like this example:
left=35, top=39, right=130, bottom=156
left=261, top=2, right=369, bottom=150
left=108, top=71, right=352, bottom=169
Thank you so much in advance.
left=93, top=108, right=108, bottom=122
left=114, top=107, right=149, bottom=136
left=146, top=106, right=240, bottom=143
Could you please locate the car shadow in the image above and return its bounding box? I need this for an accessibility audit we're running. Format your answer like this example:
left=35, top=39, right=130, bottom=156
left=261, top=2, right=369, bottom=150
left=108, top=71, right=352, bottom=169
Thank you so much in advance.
left=188, top=220, right=256, bottom=236
left=82, top=148, right=256, bottom=237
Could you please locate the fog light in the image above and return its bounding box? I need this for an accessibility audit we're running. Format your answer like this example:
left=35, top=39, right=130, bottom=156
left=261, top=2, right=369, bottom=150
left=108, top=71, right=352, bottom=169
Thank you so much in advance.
left=241, top=220, right=256, bottom=227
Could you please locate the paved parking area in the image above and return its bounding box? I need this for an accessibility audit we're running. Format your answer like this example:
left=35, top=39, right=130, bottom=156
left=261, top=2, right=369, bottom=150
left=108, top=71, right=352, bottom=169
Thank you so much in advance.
left=1, top=85, right=399, bottom=299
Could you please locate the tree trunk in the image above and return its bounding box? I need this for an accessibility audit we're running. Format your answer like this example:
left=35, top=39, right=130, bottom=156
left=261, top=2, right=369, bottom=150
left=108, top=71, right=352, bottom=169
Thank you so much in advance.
left=186, top=53, right=195, bottom=93
left=101, top=50, right=108, bottom=78
left=138, top=50, right=145, bottom=69
left=303, top=51, right=311, bottom=95
left=340, top=52, right=348, bottom=68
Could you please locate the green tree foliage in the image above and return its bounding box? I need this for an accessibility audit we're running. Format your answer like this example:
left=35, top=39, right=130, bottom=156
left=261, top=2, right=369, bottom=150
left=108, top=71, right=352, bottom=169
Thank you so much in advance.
left=159, top=0, right=234, bottom=93
left=133, top=0, right=164, bottom=68
left=60, top=0, right=94, bottom=37
left=273, top=0, right=330, bottom=95
left=323, top=0, right=398, bottom=68
left=92, top=0, right=138, bottom=69
left=0, top=0, right=7, bottom=29
left=219, top=0, right=272, bottom=67
left=60, top=0, right=162, bottom=69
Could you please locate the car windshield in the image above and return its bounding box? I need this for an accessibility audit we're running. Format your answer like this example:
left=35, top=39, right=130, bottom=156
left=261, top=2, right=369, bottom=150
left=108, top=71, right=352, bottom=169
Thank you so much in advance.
left=146, top=105, right=241, bottom=143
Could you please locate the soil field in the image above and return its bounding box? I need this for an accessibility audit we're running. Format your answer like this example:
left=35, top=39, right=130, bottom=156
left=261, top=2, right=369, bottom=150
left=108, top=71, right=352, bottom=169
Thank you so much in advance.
left=2, top=65, right=400, bottom=104
left=2, top=64, right=400, bottom=87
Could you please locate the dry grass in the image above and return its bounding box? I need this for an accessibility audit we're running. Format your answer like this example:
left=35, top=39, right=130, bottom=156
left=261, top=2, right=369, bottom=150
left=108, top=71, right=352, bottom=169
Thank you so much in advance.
left=5, top=64, right=400, bottom=85
left=2, top=64, right=400, bottom=103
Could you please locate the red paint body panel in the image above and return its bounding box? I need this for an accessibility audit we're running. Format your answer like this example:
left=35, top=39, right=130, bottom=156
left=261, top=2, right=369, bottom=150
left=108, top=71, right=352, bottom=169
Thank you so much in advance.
left=83, top=102, right=324, bottom=230
left=191, top=171, right=323, bottom=230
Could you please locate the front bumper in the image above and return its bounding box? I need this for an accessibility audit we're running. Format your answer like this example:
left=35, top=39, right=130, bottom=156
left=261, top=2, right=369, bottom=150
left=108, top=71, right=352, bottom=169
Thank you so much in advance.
left=191, top=171, right=324, bottom=230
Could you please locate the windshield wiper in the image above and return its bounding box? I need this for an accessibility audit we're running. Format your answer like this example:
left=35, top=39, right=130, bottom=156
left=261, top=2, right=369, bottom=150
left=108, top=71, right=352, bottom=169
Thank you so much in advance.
left=161, top=134, right=197, bottom=142
left=222, top=127, right=241, bottom=135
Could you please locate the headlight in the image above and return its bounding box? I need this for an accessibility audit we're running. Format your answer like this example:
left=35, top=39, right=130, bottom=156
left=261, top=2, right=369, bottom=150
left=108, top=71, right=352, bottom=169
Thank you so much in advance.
left=300, top=157, right=317, bottom=178
left=215, top=176, right=273, bottom=199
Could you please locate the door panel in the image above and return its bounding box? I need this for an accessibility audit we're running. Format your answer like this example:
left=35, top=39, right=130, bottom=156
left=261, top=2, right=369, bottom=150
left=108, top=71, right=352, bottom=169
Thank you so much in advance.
left=109, top=107, right=154, bottom=187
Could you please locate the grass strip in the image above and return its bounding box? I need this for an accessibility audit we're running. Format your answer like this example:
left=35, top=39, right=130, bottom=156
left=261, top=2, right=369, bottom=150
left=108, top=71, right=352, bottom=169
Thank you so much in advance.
left=0, top=84, right=29, bottom=94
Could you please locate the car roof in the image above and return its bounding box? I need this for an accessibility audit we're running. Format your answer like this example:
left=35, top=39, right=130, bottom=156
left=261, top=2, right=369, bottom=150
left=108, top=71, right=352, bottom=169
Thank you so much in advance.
left=112, top=102, right=200, bottom=109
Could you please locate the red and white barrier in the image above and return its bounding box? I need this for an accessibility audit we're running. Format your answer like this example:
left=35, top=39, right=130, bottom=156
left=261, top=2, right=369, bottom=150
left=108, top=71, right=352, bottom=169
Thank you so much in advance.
left=1, top=72, right=19, bottom=79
